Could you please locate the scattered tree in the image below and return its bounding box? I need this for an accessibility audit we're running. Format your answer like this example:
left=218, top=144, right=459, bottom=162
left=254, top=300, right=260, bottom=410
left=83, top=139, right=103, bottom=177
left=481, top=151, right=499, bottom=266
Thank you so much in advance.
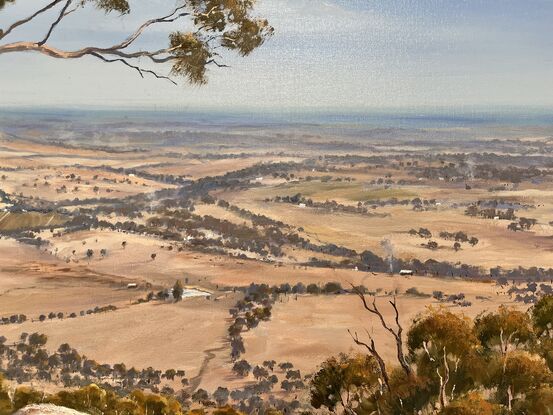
left=172, top=280, right=184, bottom=302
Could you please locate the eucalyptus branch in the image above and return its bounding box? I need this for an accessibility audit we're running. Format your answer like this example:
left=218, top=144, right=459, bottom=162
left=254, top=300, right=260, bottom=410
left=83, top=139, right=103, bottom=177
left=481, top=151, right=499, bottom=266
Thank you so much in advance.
left=0, top=0, right=271, bottom=84
left=89, top=52, right=177, bottom=85
left=37, top=0, right=73, bottom=46
left=350, top=284, right=412, bottom=375
left=112, top=5, right=190, bottom=51
left=0, top=0, right=64, bottom=40
left=348, top=329, right=391, bottom=392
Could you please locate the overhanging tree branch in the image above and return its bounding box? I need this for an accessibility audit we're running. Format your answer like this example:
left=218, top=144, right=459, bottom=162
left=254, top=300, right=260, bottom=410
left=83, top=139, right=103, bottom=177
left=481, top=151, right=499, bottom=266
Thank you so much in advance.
left=110, top=5, right=190, bottom=51
left=0, top=0, right=64, bottom=41
left=0, top=0, right=273, bottom=85
left=37, top=0, right=73, bottom=46
left=89, top=52, right=177, bottom=85
left=0, top=4, right=193, bottom=85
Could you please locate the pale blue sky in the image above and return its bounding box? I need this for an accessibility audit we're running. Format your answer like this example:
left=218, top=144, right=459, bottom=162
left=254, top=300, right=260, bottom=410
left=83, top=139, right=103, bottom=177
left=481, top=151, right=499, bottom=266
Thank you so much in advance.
left=0, top=0, right=552, bottom=111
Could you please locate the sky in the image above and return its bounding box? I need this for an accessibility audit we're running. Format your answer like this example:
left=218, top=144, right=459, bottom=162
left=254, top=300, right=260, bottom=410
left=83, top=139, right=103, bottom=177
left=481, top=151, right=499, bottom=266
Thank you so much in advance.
left=0, top=0, right=552, bottom=112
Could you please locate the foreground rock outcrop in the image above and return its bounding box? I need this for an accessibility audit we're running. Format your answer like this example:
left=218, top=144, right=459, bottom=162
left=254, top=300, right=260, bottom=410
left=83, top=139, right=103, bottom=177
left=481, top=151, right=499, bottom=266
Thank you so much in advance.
left=15, top=404, right=87, bottom=415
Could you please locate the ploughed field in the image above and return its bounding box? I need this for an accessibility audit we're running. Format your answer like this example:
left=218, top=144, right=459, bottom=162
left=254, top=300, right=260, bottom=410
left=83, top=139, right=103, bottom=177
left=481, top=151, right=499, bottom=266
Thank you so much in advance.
left=0, top=120, right=552, bottom=403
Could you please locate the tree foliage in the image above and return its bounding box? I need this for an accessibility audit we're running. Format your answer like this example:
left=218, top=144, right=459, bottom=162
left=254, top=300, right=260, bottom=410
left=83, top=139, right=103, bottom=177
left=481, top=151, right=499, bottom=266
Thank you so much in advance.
left=438, top=392, right=501, bottom=415
left=474, top=305, right=534, bottom=351
left=173, top=280, right=184, bottom=302
left=310, top=353, right=380, bottom=412
left=0, top=375, right=12, bottom=415
left=532, top=294, right=553, bottom=337
left=311, top=295, right=553, bottom=414
left=0, top=378, right=185, bottom=415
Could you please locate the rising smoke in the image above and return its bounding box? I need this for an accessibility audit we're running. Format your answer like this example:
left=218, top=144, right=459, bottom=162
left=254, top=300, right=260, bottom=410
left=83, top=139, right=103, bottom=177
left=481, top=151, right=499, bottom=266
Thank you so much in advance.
left=380, top=238, right=394, bottom=274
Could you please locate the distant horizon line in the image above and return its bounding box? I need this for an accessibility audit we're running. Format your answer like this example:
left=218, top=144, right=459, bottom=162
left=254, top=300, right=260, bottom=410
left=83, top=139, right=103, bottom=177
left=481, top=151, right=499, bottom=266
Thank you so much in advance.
left=2, top=103, right=553, bottom=116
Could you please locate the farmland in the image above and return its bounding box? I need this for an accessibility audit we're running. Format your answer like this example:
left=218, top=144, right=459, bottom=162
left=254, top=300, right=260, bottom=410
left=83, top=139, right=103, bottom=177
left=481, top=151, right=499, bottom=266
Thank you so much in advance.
left=1, top=111, right=553, bottom=412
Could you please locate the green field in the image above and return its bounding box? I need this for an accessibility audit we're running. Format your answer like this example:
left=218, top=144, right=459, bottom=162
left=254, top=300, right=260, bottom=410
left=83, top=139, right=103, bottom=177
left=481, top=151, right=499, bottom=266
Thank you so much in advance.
left=272, top=181, right=416, bottom=202
left=0, top=211, right=67, bottom=231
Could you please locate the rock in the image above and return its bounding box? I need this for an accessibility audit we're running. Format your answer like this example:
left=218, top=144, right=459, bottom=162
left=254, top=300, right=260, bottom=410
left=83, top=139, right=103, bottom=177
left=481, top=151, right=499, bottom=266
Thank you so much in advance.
left=15, top=404, right=87, bottom=415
